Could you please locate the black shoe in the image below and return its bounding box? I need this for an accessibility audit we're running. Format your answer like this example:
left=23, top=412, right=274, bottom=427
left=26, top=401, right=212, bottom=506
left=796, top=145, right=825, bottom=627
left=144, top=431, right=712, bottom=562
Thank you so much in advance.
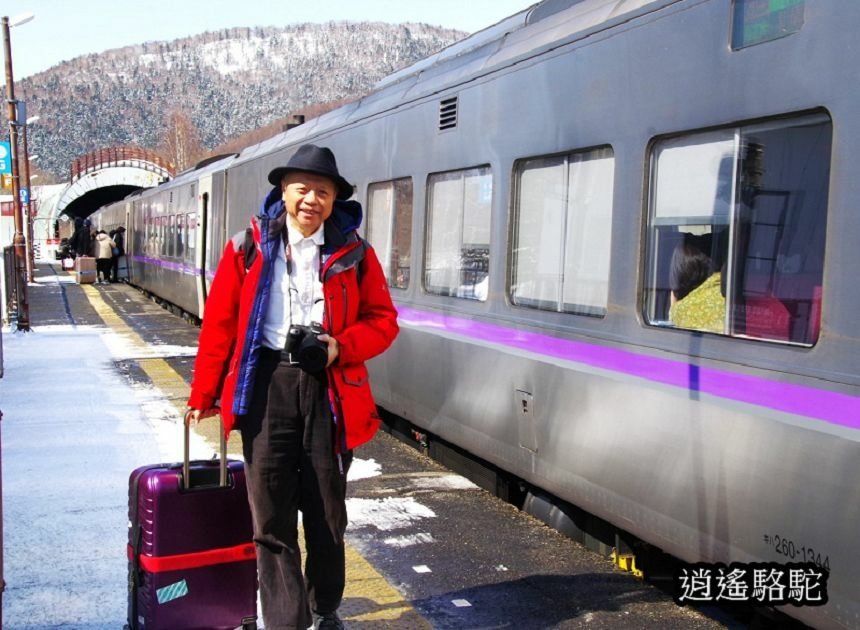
left=313, top=611, right=344, bottom=630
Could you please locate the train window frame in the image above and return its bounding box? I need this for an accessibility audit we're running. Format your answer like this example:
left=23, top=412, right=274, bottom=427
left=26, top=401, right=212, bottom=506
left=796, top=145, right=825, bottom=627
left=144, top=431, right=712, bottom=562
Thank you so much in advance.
left=367, top=177, right=413, bottom=290
left=423, top=165, right=492, bottom=301
left=509, top=145, right=615, bottom=318
left=643, top=111, right=832, bottom=347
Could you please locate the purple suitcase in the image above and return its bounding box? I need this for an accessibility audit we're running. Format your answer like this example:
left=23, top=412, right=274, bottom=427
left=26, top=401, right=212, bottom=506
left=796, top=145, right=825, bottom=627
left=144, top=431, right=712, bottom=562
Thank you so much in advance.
left=126, top=423, right=258, bottom=630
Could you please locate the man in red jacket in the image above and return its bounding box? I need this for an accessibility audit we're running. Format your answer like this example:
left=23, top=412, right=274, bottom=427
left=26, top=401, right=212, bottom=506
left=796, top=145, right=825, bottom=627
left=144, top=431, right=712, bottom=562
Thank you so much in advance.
left=186, top=144, right=398, bottom=630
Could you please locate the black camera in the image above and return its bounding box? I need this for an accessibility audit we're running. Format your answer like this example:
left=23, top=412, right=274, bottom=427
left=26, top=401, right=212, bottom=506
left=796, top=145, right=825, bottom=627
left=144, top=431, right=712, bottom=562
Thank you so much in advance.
left=285, top=323, right=328, bottom=373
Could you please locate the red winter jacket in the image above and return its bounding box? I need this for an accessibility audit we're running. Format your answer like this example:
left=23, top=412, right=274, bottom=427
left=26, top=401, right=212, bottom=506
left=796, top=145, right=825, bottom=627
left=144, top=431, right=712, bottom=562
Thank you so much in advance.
left=187, top=190, right=399, bottom=452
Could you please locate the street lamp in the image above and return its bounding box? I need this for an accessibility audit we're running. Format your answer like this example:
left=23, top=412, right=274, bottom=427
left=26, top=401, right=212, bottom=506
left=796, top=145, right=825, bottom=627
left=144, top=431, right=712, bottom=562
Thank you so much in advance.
left=2, top=12, right=34, bottom=331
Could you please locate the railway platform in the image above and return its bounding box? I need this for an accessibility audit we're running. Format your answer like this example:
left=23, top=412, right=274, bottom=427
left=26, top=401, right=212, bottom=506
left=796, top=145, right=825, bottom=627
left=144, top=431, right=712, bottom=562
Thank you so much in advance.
left=0, top=262, right=765, bottom=629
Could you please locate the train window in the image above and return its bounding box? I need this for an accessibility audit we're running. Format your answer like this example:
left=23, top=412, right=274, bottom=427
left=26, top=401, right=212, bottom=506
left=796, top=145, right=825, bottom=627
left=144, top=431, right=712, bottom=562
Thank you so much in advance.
left=151, top=214, right=159, bottom=258
left=732, top=0, right=804, bottom=50
left=176, top=214, right=185, bottom=259
left=644, top=112, right=831, bottom=346
left=187, top=213, right=196, bottom=259
left=137, top=210, right=147, bottom=255
left=367, top=178, right=413, bottom=289
left=149, top=215, right=155, bottom=256
left=160, top=215, right=167, bottom=257
left=424, top=166, right=492, bottom=301
left=511, top=146, right=615, bottom=317
left=148, top=214, right=155, bottom=257
left=168, top=215, right=176, bottom=258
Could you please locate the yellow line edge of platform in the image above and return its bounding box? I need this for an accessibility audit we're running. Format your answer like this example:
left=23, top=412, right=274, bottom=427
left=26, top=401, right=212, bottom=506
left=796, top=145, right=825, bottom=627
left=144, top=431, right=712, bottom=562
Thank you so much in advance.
left=82, top=285, right=432, bottom=628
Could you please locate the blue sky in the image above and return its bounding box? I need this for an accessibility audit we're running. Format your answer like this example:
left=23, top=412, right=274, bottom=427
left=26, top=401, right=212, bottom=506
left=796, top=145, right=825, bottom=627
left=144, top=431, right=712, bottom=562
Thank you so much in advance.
left=5, top=0, right=537, bottom=79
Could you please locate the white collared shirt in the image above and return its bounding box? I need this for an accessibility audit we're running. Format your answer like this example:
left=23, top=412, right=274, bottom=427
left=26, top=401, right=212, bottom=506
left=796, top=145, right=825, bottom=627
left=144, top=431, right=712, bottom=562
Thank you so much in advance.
left=261, top=222, right=325, bottom=350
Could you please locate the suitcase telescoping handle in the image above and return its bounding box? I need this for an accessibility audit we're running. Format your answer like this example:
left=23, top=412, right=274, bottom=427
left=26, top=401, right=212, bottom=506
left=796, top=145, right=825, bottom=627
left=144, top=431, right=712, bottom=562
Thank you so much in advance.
left=182, top=415, right=228, bottom=490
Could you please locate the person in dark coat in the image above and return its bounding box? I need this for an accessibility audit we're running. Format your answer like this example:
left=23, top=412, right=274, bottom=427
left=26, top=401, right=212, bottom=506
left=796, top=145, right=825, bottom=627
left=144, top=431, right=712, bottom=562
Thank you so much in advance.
left=69, top=218, right=90, bottom=258
left=110, top=226, right=125, bottom=282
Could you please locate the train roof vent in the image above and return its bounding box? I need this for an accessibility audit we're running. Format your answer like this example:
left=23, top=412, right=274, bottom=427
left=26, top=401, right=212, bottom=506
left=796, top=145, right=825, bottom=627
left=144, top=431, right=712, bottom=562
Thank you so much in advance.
left=439, top=96, right=458, bottom=131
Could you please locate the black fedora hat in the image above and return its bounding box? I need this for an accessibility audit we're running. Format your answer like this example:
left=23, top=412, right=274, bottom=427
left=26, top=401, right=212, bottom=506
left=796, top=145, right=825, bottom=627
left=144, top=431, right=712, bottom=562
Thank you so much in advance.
left=267, top=144, right=353, bottom=200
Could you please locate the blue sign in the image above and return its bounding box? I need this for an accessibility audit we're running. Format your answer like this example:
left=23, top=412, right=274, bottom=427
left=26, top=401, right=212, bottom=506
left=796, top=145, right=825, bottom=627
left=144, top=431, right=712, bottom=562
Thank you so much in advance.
left=20, top=187, right=29, bottom=204
left=0, top=142, right=10, bottom=175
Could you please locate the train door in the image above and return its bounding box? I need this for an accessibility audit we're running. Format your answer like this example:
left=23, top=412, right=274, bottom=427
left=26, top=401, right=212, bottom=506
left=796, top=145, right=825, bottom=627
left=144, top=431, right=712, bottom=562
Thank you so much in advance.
left=129, top=198, right=144, bottom=285
left=120, top=201, right=131, bottom=281
left=195, top=174, right=212, bottom=317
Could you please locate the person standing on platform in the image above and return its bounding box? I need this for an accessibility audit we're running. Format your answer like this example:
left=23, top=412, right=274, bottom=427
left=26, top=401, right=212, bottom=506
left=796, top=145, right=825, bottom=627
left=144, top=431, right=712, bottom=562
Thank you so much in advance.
left=110, top=226, right=126, bottom=282
left=92, top=229, right=116, bottom=284
left=70, top=218, right=90, bottom=258
left=186, top=144, right=399, bottom=630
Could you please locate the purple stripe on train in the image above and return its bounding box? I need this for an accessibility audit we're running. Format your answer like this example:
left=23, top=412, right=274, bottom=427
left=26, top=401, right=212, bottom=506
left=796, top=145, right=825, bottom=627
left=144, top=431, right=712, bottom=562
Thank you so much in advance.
left=396, top=306, right=860, bottom=430
left=130, top=256, right=215, bottom=280
left=130, top=255, right=199, bottom=275
left=119, top=258, right=858, bottom=429
left=130, top=256, right=216, bottom=279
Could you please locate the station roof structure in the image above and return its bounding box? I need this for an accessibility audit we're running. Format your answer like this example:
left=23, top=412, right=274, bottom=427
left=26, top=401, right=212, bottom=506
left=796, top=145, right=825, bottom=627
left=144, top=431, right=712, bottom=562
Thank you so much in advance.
left=55, top=146, right=174, bottom=220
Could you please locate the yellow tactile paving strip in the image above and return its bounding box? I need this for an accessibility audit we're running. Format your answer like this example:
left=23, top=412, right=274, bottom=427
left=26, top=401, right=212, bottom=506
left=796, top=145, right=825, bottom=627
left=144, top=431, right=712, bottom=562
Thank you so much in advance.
left=82, top=284, right=430, bottom=627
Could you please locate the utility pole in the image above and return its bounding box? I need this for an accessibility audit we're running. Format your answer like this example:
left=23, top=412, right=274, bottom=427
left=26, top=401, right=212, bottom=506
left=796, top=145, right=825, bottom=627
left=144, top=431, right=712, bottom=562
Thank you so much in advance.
left=20, top=110, right=34, bottom=283
left=2, top=15, right=29, bottom=331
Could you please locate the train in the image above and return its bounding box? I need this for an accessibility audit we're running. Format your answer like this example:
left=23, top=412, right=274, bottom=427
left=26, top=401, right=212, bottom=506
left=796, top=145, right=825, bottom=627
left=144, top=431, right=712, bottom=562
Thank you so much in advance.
left=90, top=1, right=860, bottom=628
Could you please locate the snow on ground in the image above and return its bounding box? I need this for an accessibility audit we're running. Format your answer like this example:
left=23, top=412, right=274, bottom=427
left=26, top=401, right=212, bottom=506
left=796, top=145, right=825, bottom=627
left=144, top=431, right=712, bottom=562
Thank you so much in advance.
left=0, top=290, right=461, bottom=627
left=346, top=498, right=436, bottom=532
left=0, top=323, right=395, bottom=628
left=0, top=324, right=179, bottom=628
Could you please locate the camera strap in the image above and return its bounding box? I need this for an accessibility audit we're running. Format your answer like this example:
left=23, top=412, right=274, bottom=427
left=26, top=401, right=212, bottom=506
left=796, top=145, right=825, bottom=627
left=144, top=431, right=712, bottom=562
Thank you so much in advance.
left=284, top=236, right=325, bottom=337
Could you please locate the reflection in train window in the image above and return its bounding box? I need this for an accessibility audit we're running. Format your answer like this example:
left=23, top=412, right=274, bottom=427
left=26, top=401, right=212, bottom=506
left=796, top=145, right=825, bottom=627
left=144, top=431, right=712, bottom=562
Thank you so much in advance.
left=168, top=215, right=176, bottom=258
left=367, top=178, right=413, bottom=289
left=732, top=0, right=804, bottom=50
left=187, top=213, right=196, bottom=260
left=159, top=214, right=166, bottom=258
left=511, top=146, right=614, bottom=317
left=135, top=207, right=147, bottom=255
left=176, top=214, right=185, bottom=260
left=149, top=214, right=156, bottom=257
left=154, top=215, right=161, bottom=258
left=644, top=112, right=831, bottom=346
left=425, top=166, right=492, bottom=301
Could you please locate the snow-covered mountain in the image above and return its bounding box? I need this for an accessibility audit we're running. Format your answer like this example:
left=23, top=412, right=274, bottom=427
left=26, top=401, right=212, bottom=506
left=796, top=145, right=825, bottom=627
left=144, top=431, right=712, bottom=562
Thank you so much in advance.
left=14, top=22, right=465, bottom=179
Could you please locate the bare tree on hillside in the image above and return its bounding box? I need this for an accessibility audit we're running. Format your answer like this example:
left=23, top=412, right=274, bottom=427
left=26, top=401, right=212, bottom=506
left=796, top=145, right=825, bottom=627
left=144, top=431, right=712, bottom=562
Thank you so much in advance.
left=157, top=110, right=205, bottom=172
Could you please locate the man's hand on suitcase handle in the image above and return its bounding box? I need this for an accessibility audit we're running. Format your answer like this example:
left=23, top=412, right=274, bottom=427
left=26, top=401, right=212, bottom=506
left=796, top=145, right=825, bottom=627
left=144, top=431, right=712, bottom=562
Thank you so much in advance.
left=184, top=407, right=220, bottom=426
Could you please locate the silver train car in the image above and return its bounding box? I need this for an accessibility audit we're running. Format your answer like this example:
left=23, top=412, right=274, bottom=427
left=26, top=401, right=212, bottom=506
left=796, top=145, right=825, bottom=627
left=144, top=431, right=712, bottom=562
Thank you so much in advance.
left=91, top=1, right=860, bottom=627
